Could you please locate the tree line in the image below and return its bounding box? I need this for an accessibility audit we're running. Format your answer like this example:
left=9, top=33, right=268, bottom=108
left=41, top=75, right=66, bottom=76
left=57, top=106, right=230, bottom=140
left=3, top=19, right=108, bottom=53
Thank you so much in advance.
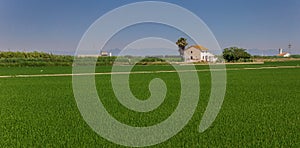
left=0, top=46, right=254, bottom=67
left=0, top=48, right=253, bottom=66
left=0, top=51, right=117, bottom=66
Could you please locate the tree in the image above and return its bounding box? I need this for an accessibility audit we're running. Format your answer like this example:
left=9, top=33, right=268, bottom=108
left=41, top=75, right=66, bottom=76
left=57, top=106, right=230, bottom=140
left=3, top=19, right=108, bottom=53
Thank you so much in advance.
left=223, top=47, right=251, bottom=62
left=176, top=37, right=188, bottom=58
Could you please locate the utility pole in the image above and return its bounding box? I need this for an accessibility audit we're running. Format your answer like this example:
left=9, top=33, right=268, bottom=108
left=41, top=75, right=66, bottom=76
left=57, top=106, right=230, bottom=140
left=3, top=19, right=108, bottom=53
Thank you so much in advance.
left=288, top=43, right=292, bottom=53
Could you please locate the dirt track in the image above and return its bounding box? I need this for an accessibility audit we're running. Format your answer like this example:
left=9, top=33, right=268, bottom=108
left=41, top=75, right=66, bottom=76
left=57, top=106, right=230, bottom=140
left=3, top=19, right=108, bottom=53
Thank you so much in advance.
left=0, top=65, right=299, bottom=79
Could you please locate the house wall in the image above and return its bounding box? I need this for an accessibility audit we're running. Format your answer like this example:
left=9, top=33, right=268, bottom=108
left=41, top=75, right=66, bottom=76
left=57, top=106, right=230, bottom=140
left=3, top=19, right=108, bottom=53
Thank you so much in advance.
left=184, top=47, right=201, bottom=61
left=201, top=51, right=214, bottom=61
left=283, top=53, right=290, bottom=57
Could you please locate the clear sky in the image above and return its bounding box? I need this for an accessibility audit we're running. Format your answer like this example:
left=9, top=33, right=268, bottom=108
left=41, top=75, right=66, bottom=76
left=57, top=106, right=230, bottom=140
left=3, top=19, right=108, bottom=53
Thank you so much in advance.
left=0, top=0, right=299, bottom=55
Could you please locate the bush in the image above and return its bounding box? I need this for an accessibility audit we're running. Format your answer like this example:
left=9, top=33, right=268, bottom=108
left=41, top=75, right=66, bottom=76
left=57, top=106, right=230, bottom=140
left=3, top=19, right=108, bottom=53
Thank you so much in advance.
left=223, top=47, right=251, bottom=62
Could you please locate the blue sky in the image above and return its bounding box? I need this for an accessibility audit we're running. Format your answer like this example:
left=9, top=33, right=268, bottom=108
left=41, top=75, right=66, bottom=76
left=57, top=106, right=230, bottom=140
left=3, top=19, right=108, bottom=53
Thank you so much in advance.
left=0, top=0, right=299, bottom=55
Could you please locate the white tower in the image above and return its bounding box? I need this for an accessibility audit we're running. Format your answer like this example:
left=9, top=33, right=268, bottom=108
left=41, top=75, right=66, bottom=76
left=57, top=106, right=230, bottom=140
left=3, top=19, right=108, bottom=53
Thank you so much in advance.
left=279, top=48, right=283, bottom=54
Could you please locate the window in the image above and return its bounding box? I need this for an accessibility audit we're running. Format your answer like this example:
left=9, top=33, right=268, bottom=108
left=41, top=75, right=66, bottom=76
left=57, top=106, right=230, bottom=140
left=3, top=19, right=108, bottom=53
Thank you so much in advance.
left=191, top=56, right=193, bottom=59
left=191, top=51, right=193, bottom=53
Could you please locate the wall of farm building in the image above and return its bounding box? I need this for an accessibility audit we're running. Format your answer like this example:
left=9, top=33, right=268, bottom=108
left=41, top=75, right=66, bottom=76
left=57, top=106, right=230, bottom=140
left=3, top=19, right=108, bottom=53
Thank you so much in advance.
left=184, top=47, right=201, bottom=61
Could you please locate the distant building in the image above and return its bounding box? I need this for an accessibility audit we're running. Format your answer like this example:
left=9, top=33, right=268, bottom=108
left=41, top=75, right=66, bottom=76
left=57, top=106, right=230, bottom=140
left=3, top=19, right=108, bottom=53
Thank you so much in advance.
left=77, top=51, right=112, bottom=57
left=277, top=48, right=290, bottom=57
left=278, top=52, right=290, bottom=57
left=100, top=51, right=112, bottom=56
left=183, top=45, right=217, bottom=62
left=77, top=54, right=99, bottom=57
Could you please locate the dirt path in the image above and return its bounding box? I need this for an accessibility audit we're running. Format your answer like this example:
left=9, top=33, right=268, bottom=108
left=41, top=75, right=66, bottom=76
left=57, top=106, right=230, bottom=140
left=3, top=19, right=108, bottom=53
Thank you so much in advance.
left=0, top=65, right=299, bottom=78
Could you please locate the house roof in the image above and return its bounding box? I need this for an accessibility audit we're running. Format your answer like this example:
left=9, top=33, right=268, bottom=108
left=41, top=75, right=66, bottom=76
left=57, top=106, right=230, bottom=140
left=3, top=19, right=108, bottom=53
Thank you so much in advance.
left=186, top=45, right=208, bottom=51
left=277, top=52, right=289, bottom=56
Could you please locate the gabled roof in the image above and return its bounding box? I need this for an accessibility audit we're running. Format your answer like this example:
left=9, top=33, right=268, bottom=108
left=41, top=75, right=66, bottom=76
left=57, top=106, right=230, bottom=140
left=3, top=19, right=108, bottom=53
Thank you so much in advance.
left=277, top=52, right=289, bottom=56
left=186, top=45, right=208, bottom=51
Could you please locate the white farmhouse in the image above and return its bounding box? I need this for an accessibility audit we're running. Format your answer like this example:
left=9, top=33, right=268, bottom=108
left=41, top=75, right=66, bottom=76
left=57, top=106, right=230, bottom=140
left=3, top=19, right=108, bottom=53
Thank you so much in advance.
left=183, top=45, right=217, bottom=62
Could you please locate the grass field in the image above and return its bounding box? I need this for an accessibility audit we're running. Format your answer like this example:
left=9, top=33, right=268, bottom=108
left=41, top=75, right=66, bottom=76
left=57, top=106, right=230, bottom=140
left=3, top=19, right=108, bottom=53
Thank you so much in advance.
left=0, top=61, right=299, bottom=147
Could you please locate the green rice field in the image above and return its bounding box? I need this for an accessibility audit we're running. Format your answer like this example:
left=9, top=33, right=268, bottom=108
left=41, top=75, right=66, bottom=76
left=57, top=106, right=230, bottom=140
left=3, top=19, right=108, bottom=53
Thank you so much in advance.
left=0, top=61, right=299, bottom=147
